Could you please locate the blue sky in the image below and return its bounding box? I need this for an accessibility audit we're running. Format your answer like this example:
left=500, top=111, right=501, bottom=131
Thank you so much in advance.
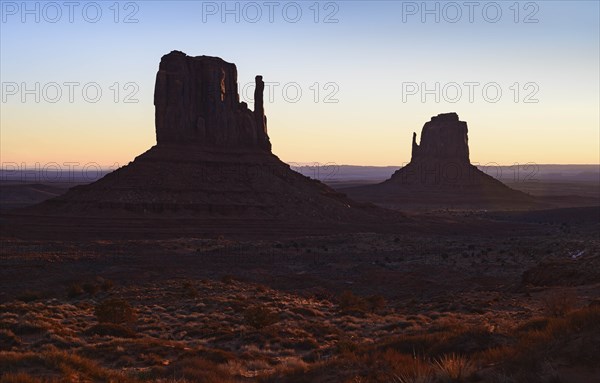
left=1, top=0, right=599, bottom=166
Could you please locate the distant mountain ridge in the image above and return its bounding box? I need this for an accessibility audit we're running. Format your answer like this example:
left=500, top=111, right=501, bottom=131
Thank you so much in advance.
left=289, top=164, right=600, bottom=184
left=2, top=164, right=597, bottom=184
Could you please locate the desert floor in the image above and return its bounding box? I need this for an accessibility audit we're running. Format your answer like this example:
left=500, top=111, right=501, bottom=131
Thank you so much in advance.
left=1, top=208, right=599, bottom=382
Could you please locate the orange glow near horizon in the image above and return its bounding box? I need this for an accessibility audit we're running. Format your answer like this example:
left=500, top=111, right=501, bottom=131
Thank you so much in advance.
left=2, top=99, right=598, bottom=168
left=1, top=1, right=598, bottom=168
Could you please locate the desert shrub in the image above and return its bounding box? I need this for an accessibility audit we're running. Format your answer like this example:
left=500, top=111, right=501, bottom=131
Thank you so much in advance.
left=67, top=283, right=84, bottom=298
left=170, top=357, right=236, bottom=383
left=115, top=355, right=136, bottom=368
left=482, top=306, right=600, bottom=377
left=82, top=283, right=100, bottom=295
left=517, top=317, right=549, bottom=333
left=338, top=291, right=368, bottom=314
left=337, top=338, right=360, bottom=354
left=271, top=356, right=308, bottom=375
left=255, top=283, right=268, bottom=293
left=339, top=291, right=386, bottom=314
left=433, top=353, right=475, bottom=382
left=393, top=358, right=435, bottom=383
left=100, top=278, right=114, bottom=291
left=181, top=281, right=199, bottom=298
left=367, top=295, right=387, bottom=313
left=542, top=291, right=577, bottom=317
left=380, top=349, right=431, bottom=378
left=94, top=298, right=136, bottom=325
left=543, top=306, right=600, bottom=365
left=562, top=305, right=600, bottom=331
left=243, top=305, right=279, bottom=329
left=308, top=287, right=334, bottom=301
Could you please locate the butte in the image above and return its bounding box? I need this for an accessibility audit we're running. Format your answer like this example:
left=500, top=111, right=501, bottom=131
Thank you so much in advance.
left=342, top=113, right=535, bottom=210
left=21, top=51, right=394, bottom=237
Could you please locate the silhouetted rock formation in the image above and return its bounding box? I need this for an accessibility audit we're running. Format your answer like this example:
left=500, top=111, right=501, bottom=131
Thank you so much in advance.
left=411, top=113, right=469, bottom=163
left=343, top=113, right=534, bottom=209
left=399, top=112, right=477, bottom=186
left=30, top=51, right=388, bottom=228
left=154, top=51, right=271, bottom=151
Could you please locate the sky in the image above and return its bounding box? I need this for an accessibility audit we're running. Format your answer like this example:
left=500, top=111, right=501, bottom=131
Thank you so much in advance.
left=1, top=0, right=599, bottom=169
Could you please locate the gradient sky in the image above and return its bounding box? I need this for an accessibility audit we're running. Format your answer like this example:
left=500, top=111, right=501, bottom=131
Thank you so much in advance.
left=1, top=0, right=599, bottom=168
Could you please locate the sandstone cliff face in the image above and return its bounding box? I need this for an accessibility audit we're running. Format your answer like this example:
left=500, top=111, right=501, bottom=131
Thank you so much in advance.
left=154, top=51, right=271, bottom=151
left=400, top=112, right=475, bottom=186
left=411, top=113, right=469, bottom=164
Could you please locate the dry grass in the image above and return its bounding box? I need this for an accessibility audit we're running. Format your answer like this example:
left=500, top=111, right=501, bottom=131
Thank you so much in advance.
left=475, top=305, right=600, bottom=381
left=433, top=353, right=475, bottom=382
left=1, top=233, right=598, bottom=383
left=94, top=298, right=137, bottom=325
left=542, top=291, right=578, bottom=317
left=386, top=351, right=435, bottom=383
left=1, top=373, right=47, bottom=383
left=0, top=348, right=140, bottom=382
left=3, top=298, right=597, bottom=383
left=169, top=357, right=237, bottom=383
left=243, top=304, right=279, bottom=329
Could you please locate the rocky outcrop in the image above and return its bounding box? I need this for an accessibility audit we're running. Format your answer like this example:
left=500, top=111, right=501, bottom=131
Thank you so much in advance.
left=411, top=113, right=469, bottom=163
left=343, top=113, right=535, bottom=209
left=29, top=51, right=390, bottom=229
left=399, top=112, right=474, bottom=186
left=154, top=51, right=271, bottom=151
left=254, top=75, right=269, bottom=149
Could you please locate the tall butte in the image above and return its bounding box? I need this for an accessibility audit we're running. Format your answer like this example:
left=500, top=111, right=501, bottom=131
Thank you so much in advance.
left=154, top=51, right=270, bottom=151
left=32, top=51, right=387, bottom=229
left=343, top=113, right=535, bottom=209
